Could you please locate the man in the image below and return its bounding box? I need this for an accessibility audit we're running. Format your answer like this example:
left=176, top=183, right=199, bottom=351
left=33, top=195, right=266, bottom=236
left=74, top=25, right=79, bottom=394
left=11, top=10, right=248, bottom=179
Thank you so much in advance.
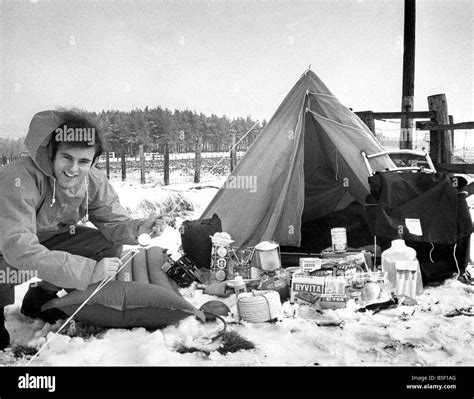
left=0, top=109, right=169, bottom=350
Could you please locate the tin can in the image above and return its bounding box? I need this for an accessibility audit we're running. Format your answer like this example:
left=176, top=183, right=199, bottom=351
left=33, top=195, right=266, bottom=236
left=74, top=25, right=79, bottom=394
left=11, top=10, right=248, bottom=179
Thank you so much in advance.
left=331, top=227, right=347, bottom=253
left=350, top=291, right=361, bottom=305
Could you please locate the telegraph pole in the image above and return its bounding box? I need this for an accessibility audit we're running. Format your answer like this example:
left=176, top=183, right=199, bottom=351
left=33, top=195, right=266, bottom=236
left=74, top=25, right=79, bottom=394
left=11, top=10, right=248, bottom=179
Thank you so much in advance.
left=400, top=0, right=416, bottom=149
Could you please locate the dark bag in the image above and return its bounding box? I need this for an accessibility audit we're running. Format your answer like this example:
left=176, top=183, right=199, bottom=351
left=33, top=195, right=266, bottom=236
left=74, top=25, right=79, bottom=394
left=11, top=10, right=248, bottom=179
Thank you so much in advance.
left=406, top=237, right=471, bottom=285
left=180, top=214, right=222, bottom=269
left=365, top=171, right=472, bottom=284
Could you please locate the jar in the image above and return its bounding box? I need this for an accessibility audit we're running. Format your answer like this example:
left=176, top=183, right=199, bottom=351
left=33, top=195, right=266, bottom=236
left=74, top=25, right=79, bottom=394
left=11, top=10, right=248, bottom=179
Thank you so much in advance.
left=233, top=275, right=247, bottom=296
left=331, top=228, right=347, bottom=253
left=350, top=291, right=361, bottom=305
left=361, top=282, right=381, bottom=304
left=255, top=241, right=281, bottom=271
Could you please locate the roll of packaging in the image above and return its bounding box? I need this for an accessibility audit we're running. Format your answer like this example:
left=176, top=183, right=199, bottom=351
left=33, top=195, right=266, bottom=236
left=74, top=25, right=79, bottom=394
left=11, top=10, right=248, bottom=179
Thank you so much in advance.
left=237, top=290, right=282, bottom=323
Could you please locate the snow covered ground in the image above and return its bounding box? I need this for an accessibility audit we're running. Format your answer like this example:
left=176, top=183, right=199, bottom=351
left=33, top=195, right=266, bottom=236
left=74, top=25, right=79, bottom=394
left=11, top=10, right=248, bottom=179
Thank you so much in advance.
left=1, top=172, right=473, bottom=367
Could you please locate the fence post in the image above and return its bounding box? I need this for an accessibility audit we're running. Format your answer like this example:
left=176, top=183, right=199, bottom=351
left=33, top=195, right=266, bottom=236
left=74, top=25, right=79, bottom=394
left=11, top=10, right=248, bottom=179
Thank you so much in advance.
left=120, top=146, right=126, bottom=181
left=139, top=144, right=145, bottom=184
left=230, top=128, right=237, bottom=172
left=449, top=115, right=454, bottom=149
left=428, top=94, right=453, bottom=164
left=357, top=112, right=376, bottom=135
left=164, top=141, right=169, bottom=186
left=105, top=150, right=110, bottom=179
left=194, top=136, right=202, bottom=183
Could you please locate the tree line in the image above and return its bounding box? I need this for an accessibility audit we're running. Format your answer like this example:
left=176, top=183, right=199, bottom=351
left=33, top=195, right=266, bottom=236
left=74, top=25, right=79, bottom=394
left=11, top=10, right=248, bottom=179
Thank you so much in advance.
left=0, top=138, right=26, bottom=164
left=1, top=107, right=266, bottom=166
left=92, top=107, right=266, bottom=157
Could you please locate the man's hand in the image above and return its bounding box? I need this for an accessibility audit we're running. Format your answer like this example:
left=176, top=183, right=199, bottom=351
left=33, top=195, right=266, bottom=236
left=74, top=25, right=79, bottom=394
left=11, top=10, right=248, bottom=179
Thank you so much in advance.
left=138, top=214, right=171, bottom=238
left=90, top=257, right=122, bottom=283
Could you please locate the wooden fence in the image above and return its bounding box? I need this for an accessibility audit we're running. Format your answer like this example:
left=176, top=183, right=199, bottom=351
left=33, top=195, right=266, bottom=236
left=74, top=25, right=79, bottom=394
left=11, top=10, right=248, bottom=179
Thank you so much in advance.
left=356, top=93, right=474, bottom=174
left=97, top=149, right=246, bottom=185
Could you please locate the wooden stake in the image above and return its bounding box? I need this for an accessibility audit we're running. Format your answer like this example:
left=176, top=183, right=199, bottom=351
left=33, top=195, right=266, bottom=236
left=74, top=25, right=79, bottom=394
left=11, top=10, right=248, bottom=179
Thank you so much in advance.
left=428, top=94, right=453, bottom=164
left=357, top=111, right=376, bottom=135
left=105, top=150, right=110, bottom=179
left=121, top=146, right=126, bottom=181
left=164, top=140, right=169, bottom=186
left=230, top=128, right=237, bottom=172
left=194, top=136, right=202, bottom=183
left=449, top=115, right=454, bottom=149
left=139, top=143, right=145, bottom=184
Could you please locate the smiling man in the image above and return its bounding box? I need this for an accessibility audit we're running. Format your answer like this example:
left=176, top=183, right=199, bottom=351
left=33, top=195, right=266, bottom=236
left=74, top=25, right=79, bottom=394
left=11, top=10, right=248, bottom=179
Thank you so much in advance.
left=53, top=146, right=96, bottom=191
left=0, top=110, right=169, bottom=350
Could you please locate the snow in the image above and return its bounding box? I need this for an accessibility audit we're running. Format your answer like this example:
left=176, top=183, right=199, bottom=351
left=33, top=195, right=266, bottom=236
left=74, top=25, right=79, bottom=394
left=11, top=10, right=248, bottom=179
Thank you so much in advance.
left=1, top=174, right=473, bottom=367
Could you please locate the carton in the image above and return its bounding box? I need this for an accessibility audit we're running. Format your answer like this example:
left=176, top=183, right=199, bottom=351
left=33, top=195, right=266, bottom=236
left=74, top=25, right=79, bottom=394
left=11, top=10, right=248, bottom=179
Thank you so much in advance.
left=299, top=258, right=322, bottom=273
left=319, top=294, right=348, bottom=309
left=290, top=273, right=325, bottom=304
left=290, top=272, right=347, bottom=308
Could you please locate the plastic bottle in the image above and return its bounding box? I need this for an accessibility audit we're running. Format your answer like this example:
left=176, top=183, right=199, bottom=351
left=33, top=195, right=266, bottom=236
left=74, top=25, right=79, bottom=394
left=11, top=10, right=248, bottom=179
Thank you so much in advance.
left=381, top=239, right=423, bottom=295
left=233, top=275, right=247, bottom=296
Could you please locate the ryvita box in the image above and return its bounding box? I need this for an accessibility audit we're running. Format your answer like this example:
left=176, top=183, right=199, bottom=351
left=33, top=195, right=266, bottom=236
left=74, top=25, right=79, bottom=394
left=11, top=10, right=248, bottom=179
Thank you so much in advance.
left=290, top=273, right=325, bottom=304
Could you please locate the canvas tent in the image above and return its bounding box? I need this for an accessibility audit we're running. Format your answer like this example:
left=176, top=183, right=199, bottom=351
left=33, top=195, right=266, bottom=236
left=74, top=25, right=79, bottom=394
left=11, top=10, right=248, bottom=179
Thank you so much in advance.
left=200, top=69, right=396, bottom=250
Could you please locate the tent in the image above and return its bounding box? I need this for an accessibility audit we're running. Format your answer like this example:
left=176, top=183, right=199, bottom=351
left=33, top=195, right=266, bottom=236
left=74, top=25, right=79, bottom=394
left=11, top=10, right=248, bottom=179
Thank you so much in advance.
left=201, top=69, right=395, bottom=251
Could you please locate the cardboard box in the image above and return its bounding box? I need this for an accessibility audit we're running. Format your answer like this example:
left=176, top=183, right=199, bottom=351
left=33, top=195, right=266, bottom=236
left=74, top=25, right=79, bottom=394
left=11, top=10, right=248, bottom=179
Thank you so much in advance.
left=319, top=294, right=348, bottom=309
left=290, top=272, right=348, bottom=308
left=299, top=258, right=321, bottom=273
left=290, top=273, right=325, bottom=304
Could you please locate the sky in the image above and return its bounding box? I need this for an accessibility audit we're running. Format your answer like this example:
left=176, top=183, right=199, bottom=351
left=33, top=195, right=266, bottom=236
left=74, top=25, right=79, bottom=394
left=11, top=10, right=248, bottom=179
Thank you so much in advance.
left=0, top=0, right=472, bottom=138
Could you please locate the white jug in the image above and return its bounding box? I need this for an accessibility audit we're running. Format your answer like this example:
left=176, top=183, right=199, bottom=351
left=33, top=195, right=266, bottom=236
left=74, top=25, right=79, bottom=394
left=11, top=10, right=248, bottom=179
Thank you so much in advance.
left=381, top=239, right=423, bottom=295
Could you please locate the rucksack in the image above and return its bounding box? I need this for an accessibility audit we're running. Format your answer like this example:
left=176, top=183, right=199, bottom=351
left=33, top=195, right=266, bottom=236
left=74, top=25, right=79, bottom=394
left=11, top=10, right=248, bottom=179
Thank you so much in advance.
left=180, top=213, right=222, bottom=269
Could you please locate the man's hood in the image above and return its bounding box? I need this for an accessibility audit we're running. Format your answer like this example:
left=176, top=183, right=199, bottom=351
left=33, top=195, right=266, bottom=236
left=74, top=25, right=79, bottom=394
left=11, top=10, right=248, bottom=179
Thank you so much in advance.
left=23, top=110, right=65, bottom=177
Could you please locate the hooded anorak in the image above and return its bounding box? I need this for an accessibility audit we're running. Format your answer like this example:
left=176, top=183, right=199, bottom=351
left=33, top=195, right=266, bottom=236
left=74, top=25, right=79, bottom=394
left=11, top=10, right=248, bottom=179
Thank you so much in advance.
left=0, top=111, right=144, bottom=290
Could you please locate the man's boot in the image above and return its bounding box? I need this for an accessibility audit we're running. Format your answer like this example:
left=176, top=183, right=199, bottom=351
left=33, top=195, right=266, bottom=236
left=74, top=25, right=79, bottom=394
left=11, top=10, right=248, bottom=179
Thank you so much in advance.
left=0, top=307, right=10, bottom=350
left=21, top=283, right=65, bottom=322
